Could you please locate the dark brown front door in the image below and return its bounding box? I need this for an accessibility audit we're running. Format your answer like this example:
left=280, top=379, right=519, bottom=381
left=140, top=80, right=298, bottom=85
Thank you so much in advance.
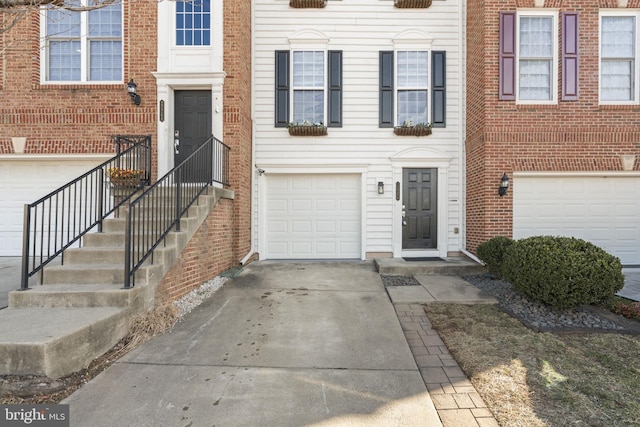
left=174, top=90, right=212, bottom=180
left=402, top=168, right=437, bottom=250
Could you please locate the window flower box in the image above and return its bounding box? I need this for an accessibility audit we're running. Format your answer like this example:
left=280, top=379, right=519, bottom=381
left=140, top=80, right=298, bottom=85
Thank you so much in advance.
left=393, top=122, right=433, bottom=136
left=108, top=167, right=145, bottom=189
left=394, top=0, right=432, bottom=8
left=289, top=0, right=327, bottom=8
left=287, top=122, right=328, bottom=136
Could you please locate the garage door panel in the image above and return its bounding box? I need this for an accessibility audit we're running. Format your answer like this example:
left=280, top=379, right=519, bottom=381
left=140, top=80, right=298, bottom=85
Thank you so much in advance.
left=265, top=174, right=361, bottom=259
left=514, top=176, right=640, bottom=265
left=0, top=161, right=103, bottom=256
left=316, top=199, right=337, bottom=211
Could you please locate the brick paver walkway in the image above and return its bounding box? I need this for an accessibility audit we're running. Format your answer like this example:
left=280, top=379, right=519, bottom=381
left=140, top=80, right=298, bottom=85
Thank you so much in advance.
left=395, top=303, right=500, bottom=427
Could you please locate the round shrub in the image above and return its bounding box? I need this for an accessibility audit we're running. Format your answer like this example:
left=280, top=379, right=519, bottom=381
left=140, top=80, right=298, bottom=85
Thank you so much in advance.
left=502, top=236, right=624, bottom=309
left=476, top=236, right=514, bottom=279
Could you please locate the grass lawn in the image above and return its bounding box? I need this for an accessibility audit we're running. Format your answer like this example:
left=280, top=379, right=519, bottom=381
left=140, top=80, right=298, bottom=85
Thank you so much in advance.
left=424, top=303, right=640, bottom=427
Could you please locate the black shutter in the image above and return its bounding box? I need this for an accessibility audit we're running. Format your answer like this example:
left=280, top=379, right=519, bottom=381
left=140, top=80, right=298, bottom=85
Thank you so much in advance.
left=379, top=51, right=394, bottom=128
left=275, top=50, right=290, bottom=127
left=327, top=50, right=342, bottom=127
left=431, top=51, right=446, bottom=128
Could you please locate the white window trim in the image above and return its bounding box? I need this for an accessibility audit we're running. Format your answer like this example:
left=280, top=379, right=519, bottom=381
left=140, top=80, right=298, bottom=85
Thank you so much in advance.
left=392, top=30, right=434, bottom=126
left=288, top=30, right=330, bottom=124
left=393, top=49, right=431, bottom=126
left=173, top=0, right=212, bottom=48
left=515, top=10, right=559, bottom=105
left=40, top=3, right=123, bottom=85
left=290, top=50, right=328, bottom=124
left=599, top=10, right=640, bottom=105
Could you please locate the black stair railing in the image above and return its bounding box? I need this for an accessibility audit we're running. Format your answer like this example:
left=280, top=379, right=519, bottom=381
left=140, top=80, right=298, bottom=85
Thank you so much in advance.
left=20, top=136, right=152, bottom=290
left=124, top=135, right=230, bottom=288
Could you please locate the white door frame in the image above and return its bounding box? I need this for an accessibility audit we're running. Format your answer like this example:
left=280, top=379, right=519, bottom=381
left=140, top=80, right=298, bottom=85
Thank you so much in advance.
left=390, top=147, right=452, bottom=258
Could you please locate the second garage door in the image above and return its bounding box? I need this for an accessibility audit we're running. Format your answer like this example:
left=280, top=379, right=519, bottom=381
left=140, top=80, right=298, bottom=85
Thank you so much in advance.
left=513, top=174, right=640, bottom=266
left=264, top=174, right=361, bottom=259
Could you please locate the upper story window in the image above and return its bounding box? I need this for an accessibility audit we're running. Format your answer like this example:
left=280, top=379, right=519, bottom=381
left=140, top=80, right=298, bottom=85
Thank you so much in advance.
left=292, top=51, right=325, bottom=123
left=274, top=30, right=342, bottom=129
left=176, top=0, right=211, bottom=46
left=517, top=14, right=557, bottom=102
left=43, top=2, right=122, bottom=82
left=396, top=51, right=429, bottom=125
left=600, top=13, right=638, bottom=103
left=500, top=11, right=574, bottom=103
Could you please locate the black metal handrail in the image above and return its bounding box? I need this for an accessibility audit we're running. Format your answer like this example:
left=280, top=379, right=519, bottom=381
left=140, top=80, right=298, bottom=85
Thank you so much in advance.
left=124, top=135, right=230, bottom=288
left=20, top=135, right=152, bottom=290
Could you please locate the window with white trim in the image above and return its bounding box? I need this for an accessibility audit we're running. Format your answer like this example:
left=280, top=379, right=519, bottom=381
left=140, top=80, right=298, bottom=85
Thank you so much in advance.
left=396, top=50, right=429, bottom=125
left=176, top=0, right=211, bottom=46
left=292, top=51, right=325, bottom=124
left=517, top=12, right=558, bottom=102
left=600, top=13, right=638, bottom=103
left=43, top=2, right=122, bottom=82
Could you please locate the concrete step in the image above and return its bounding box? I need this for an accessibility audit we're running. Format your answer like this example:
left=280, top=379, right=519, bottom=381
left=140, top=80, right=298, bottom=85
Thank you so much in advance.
left=41, top=262, right=164, bottom=286
left=83, top=228, right=189, bottom=249
left=0, top=307, right=129, bottom=378
left=64, top=244, right=177, bottom=267
left=374, top=257, right=485, bottom=276
left=9, top=283, right=141, bottom=308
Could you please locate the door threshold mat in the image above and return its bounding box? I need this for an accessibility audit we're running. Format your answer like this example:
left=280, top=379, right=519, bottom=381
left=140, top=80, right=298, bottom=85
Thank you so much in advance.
left=402, top=257, right=444, bottom=262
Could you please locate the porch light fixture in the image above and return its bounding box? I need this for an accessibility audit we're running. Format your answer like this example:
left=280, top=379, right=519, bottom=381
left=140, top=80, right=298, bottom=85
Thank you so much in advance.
left=498, top=173, right=509, bottom=197
left=127, top=79, right=141, bottom=105
left=378, top=181, right=385, bottom=195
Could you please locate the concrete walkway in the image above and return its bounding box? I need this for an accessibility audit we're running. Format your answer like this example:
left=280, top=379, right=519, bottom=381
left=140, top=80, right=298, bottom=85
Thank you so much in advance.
left=63, top=261, right=442, bottom=426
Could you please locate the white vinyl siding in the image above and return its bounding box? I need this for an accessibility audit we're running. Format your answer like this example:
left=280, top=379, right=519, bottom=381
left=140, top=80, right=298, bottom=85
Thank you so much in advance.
left=254, top=0, right=464, bottom=256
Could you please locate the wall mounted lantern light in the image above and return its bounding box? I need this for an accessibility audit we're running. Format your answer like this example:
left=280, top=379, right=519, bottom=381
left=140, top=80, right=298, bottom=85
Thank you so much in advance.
left=498, top=173, right=510, bottom=197
left=378, top=181, right=385, bottom=195
left=127, top=79, right=141, bottom=105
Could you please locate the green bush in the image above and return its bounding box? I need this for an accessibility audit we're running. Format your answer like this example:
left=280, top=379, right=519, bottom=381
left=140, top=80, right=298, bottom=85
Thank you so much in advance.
left=502, top=236, right=625, bottom=309
left=476, top=236, right=514, bottom=279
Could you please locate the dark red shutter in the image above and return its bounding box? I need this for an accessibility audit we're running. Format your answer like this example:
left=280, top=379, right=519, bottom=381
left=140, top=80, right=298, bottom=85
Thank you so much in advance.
left=562, top=12, right=579, bottom=101
left=499, top=11, right=516, bottom=100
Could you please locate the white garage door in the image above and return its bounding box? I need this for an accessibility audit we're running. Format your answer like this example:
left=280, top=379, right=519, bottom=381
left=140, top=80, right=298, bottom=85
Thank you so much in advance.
left=0, top=160, right=104, bottom=256
left=514, top=174, right=640, bottom=266
left=264, top=174, right=361, bottom=259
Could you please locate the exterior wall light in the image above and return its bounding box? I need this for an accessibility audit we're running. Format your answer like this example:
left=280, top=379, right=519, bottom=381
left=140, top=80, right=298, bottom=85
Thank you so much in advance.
left=378, top=181, right=384, bottom=194
left=127, top=79, right=141, bottom=105
left=498, top=173, right=509, bottom=197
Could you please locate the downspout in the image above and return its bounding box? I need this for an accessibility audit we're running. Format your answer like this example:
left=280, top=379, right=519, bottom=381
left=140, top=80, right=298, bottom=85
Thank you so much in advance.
left=239, top=0, right=257, bottom=266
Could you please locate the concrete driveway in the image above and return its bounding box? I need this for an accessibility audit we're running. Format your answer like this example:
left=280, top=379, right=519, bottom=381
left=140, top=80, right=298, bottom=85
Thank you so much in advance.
left=63, top=261, right=441, bottom=426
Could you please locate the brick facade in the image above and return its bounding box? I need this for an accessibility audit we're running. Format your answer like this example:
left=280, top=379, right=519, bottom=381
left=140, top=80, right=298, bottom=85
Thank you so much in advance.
left=159, top=198, right=235, bottom=301
left=0, top=0, right=158, bottom=156
left=223, top=0, right=253, bottom=264
left=466, top=0, right=640, bottom=253
left=1, top=0, right=254, bottom=299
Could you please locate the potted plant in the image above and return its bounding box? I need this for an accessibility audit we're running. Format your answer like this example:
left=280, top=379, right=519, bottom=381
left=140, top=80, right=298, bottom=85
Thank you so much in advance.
left=393, top=121, right=433, bottom=136
left=287, top=120, right=328, bottom=136
left=394, top=0, right=432, bottom=8
left=108, top=167, right=145, bottom=201
left=289, top=0, right=327, bottom=8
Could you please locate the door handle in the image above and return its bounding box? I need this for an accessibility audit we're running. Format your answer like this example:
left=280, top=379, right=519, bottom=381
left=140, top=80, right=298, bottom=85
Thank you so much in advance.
left=174, top=138, right=180, bottom=154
